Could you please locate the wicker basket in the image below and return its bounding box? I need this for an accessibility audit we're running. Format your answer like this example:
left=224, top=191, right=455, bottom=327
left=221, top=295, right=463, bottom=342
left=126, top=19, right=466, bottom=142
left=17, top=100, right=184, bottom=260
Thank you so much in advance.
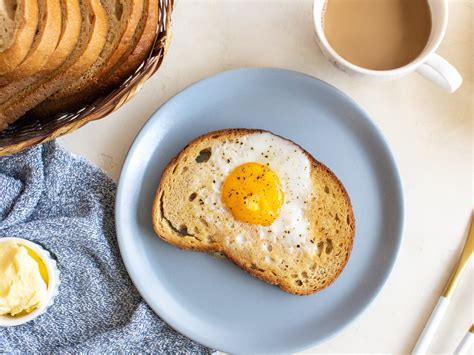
left=0, top=0, right=174, bottom=156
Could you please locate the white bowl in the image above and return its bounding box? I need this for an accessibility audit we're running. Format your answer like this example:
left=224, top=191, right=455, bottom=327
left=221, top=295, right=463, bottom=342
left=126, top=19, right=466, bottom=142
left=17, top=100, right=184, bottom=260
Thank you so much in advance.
left=0, top=237, right=60, bottom=327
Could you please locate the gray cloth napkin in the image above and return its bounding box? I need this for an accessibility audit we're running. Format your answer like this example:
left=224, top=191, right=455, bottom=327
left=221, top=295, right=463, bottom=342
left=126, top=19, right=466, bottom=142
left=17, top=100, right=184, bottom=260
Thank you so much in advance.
left=0, top=142, right=210, bottom=353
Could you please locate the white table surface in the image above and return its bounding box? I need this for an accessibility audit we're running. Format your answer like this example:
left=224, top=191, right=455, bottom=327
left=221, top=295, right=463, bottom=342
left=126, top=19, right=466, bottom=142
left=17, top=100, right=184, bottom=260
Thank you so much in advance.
left=60, top=0, right=474, bottom=353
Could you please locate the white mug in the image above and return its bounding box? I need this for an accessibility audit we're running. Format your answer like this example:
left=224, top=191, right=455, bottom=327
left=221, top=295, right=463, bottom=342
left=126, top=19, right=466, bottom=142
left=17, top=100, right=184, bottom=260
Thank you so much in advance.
left=313, top=0, right=462, bottom=93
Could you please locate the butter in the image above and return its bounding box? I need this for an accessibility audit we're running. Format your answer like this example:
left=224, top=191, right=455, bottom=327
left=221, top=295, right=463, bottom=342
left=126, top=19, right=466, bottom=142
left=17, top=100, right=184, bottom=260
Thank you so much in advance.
left=0, top=241, right=48, bottom=316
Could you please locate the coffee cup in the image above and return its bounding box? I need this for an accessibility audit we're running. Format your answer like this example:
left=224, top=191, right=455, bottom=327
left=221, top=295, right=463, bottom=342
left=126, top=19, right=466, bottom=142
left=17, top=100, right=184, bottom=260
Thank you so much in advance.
left=313, top=0, right=462, bottom=93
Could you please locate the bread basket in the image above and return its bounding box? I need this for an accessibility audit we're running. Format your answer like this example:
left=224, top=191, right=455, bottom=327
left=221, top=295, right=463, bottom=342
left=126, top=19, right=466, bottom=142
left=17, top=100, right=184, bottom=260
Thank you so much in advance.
left=0, top=0, right=174, bottom=156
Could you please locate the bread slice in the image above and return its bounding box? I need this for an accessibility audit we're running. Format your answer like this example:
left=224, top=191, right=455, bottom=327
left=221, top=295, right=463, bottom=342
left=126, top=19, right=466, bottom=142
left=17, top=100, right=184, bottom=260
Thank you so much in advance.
left=0, top=0, right=108, bottom=131
left=0, top=0, right=19, bottom=50
left=0, top=0, right=82, bottom=104
left=71, top=0, right=157, bottom=106
left=49, top=0, right=145, bottom=111
left=0, top=0, right=62, bottom=85
left=0, top=0, right=39, bottom=75
left=96, top=0, right=158, bottom=95
left=32, top=0, right=145, bottom=116
left=152, top=129, right=355, bottom=295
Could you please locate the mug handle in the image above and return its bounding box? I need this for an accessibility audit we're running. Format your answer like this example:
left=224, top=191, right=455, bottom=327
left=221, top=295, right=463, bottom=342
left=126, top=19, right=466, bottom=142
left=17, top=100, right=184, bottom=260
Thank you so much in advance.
left=416, top=53, right=463, bottom=93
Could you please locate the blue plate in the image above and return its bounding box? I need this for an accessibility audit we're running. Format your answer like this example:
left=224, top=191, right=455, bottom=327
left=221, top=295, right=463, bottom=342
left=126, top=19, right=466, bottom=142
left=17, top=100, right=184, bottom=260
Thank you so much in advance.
left=116, top=68, right=404, bottom=353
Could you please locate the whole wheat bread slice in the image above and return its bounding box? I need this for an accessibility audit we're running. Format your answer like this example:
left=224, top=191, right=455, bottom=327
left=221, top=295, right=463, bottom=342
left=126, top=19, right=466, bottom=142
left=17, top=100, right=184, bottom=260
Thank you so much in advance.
left=0, top=0, right=82, bottom=104
left=0, top=0, right=108, bottom=131
left=0, top=0, right=39, bottom=75
left=93, top=0, right=158, bottom=97
left=152, top=129, right=355, bottom=295
left=33, top=0, right=156, bottom=116
left=0, top=0, right=19, bottom=50
left=0, top=0, right=62, bottom=85
left=32, top=0, right=145, bottom=116
left=41, top=0, right=146, bottom=113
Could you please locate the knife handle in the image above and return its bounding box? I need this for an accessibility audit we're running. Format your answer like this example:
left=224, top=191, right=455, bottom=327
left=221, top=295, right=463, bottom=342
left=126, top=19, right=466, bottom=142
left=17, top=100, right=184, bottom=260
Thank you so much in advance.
left=454, top=325, right=474, bottom=355
left=412, top=296, right=450, bottom=355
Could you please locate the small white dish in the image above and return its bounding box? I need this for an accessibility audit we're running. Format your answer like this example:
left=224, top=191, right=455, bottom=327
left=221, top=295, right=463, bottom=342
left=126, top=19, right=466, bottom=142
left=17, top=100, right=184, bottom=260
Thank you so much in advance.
left=0, top=237, right=60, bottom=327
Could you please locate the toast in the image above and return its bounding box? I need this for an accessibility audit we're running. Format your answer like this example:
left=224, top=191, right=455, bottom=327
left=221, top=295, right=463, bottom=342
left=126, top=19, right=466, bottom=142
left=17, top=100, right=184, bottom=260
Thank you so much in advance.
left=0, top=0, right=82, bottom=104
left=152, top=129, right=355, bottom=295
left=0, top=0, right=108, bottom=130
left=0, top=0, right=62, bottom=85
left=0, top=0, right=39, bottom=75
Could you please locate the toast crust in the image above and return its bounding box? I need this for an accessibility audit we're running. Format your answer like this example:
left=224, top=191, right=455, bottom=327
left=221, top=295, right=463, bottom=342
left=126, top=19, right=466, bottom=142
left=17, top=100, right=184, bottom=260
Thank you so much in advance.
left=152, top=128, right=355, bottom=295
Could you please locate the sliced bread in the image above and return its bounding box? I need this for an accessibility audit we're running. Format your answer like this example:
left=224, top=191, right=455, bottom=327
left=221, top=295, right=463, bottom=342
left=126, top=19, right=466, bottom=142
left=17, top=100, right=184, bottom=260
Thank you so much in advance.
left=0, top=0, right=39, bottom=75
left=0, top=0, right=18, bottom=50
left=152, top=129, right=355, bottom=295
left=0, top=0, right=62, bottom=85
left=95, top=0, right=158, bottom=96
left=0, top=0, right=108, bottom=130
left=32, top=0, right=145, bottom=116
left=0, top=0, right=82, bottom=104
left=46, top=0, right=146, bottom=111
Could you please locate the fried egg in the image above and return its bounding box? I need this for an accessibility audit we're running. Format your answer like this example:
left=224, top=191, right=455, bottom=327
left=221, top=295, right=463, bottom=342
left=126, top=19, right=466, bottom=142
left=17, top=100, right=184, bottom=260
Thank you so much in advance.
left=202, top=132, right=315, bottom=253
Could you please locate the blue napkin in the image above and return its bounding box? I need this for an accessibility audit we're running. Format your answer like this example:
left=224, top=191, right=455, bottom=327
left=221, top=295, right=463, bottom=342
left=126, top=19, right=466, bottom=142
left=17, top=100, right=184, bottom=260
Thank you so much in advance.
left=0, top=142, right=210, bottom=353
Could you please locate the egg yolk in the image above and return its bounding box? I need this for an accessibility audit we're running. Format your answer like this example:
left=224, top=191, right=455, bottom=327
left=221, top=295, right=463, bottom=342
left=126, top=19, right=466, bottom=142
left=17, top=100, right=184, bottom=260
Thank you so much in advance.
left=221, top=162, right=284, bottom=226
